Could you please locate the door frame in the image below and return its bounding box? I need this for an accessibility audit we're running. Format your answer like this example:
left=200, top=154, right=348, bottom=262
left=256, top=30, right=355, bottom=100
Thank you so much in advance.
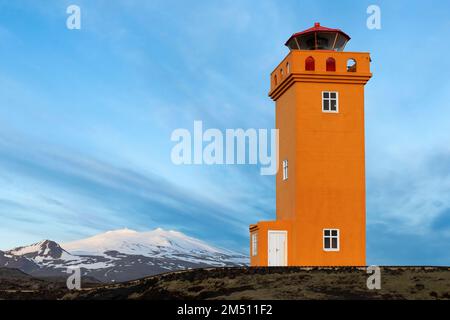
left=267, top=230, right=288, bottom=266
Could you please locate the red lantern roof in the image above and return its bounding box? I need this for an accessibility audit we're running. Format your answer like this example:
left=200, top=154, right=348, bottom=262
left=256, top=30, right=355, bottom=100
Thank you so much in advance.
left=285, top=22, right=351, bottom=51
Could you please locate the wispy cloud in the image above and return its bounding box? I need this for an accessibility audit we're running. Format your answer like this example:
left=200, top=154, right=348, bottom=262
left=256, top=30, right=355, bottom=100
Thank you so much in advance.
left=366, top=150, right=450, bottom=265
left=367, top=149, right=450, bottom=231
left=0, top=133, right=264, bottom=251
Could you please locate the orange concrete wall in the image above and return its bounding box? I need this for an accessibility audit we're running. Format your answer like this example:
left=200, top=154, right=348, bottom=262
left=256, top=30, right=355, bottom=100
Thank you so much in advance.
left=250, top=50, right=371, bottom=267
left=272, top=50, right=371, bottom=266
left=275, top=86, right=298, bottom=222
left=271, top=51, right=370, bottom=265
left=292, top=80, right=366, bottom=265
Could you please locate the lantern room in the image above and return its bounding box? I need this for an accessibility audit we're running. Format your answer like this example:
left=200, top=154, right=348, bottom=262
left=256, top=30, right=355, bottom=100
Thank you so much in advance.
left=285, top=22, right=350, bottom=51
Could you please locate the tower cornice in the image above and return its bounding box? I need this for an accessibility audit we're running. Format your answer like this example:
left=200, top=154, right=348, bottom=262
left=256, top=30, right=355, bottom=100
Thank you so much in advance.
left=269, top=72, right=372, bottom=101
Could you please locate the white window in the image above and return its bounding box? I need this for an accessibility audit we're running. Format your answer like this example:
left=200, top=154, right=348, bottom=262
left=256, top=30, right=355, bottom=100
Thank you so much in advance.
left=251, top=233, right=258, bottom=256
left=323, top=229, right=339, bottom=251
left=322, top=91, right=339, bottom=113
left=282, top=159, right=288, bottom=180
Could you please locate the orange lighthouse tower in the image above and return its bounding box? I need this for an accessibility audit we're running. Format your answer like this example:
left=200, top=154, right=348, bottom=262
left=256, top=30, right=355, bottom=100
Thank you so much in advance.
left=249, top=23, right=372, bottom=267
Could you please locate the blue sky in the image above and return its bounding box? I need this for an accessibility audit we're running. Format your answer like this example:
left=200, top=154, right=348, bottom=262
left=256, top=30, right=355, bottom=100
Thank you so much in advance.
left=0, top=0, right=449, bottom=265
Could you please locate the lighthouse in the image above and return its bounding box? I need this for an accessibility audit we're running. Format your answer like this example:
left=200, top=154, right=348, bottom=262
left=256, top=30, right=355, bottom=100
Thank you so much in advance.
left=250, top=23, right=372, bottom=266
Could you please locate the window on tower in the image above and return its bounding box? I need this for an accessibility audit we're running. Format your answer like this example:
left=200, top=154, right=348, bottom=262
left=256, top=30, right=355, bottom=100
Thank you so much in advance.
left=323, top=229, right=339, bottom=251
left=305, top=56, right=315, bottom=71
left=322, top=91, right=339, bottom=113
left=282, top=159, right=288, bottom=180
left=251, top=233, right=258, bottom=256
left=326, top=57, right=336, bottom=72
left=347, top=58, right=357, bottom=72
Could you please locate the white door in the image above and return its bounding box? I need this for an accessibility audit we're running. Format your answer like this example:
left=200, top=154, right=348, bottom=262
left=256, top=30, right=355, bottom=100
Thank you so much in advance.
left=268, top=231, right=287, bottom=266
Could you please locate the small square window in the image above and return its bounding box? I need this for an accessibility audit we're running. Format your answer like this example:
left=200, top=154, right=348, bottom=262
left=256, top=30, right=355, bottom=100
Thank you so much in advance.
left=323, top=229, right=339, bottom=251
left=322, top=91, right=339, bottom=113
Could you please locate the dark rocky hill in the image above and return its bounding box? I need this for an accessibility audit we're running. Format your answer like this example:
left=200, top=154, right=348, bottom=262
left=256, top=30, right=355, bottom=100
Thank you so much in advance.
left=63, top=266, right=450, bottom=300
left=0, top=267, right=100, bottom=300
left=1, top=266, right=449, bottom=300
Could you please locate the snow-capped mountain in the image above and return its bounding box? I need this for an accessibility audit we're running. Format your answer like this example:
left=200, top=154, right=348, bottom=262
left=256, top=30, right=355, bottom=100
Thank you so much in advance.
left=0, top=228, right=248, bottom=282
left=8, top=240, right=74, bottom=261
left=63, top=228, right=244, bottom=264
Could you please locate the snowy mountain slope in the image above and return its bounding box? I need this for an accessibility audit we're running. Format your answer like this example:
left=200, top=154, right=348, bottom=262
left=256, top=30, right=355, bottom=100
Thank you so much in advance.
left=7, top=240, right=79, bottom=262
left=4, top=240, right=113, bottom=272
left=1, top=228, right=248, bottom=282
left=62, top=228, right=246, bottom=265
left=0, top=250, right=39, bottom=274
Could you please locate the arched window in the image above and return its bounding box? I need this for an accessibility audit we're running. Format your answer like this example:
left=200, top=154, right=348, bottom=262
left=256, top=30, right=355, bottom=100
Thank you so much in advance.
left=286, top=62, right=290, bottom=74
left=274, top=75, right=278, bottom=86
left=280, top=68, right=284, bottom=78
left=305, top=56, right=315, bottom=71
left=347, top=59, right=357, bottom=72
left=326, top=57, right=336, bottom=72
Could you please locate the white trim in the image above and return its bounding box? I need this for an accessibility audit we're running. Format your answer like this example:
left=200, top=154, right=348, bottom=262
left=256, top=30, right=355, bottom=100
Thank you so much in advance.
left=322, top=91, right=339, bottom=113
left=267, top=230, right=288, bottom=266
left=323, top=228, right=340, bottom=252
